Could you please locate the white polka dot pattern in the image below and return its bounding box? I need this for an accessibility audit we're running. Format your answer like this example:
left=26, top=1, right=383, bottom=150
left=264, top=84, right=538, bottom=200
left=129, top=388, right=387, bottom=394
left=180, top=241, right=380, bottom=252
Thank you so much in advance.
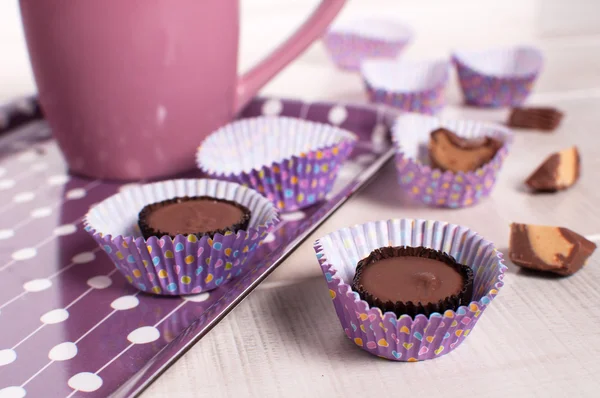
left=23, top=279, right=52, bottom=292
left=68, top=372, right=103, bottom=392
left=65, top=188, right=86, bottom=200
left=11, top=248, right=37, bottom=261
left=328, top=105, right=348, bottom=125
left=110, top=296, right=140, bottom=311
left=48, top=342, right=78, bottom=361
left=0, top=230, right=14, bottom=240
left=30, top=207, right=53, bottom=218
left=40, top=309, right=69, bottom=324
left=0, top=386, right=26, bottom=398
left=127, top=326, right=160, bottom=344
left=0, top=349, right=17, bottom=366
left=261, top=99, right=283, bottom=116
left=72, top=251, right=96, bottom=264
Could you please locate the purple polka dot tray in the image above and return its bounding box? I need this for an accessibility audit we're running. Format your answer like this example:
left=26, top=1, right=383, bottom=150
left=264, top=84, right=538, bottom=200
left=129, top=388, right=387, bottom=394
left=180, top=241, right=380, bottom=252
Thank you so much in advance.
left=0, top=96, right=395, bottom=398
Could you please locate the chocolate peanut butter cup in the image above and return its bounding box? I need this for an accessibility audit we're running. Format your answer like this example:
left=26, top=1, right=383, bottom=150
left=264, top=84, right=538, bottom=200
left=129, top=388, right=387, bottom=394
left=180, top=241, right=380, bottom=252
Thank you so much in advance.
left=525, top=146, right=580, bottom=192
left=352, top=246, right=473, bottom=318
left=138, top=196, right=251, bottom=240
left=428, top=128, right=503, bottom=173
left=509, top=223, right=596, bottom=276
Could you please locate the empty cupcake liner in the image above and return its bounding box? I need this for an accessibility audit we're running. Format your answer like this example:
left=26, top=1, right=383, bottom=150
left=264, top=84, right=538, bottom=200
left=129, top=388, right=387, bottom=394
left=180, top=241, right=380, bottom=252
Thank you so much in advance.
left=323, top=18, right=413, bottom=72
left=452, top=46, right=543, bottom=107
left=393, top=113, right=513, bottom=208
left=362, top=58, right=450, bottom=114
left=84, top=179, right=279, bottom=295
left=314, top=219, right=506, bottom=361
left=197, top=116, right=357, bottom=212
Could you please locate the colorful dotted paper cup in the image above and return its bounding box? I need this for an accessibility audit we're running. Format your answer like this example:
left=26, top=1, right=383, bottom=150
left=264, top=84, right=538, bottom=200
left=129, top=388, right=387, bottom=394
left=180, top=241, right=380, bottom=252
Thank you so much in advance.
left=314, top=219, right=506, bottom=362
left=362, top=58, right=450, bottom=114
left=323, top=18, right=413, bottom=72
left=84, top=179, right=278, bottom=295
left=197, top=116, right=357, bottom=212
left=452, top=46, right=543, bottom=107
left=393, top=113, right=512, bottom=208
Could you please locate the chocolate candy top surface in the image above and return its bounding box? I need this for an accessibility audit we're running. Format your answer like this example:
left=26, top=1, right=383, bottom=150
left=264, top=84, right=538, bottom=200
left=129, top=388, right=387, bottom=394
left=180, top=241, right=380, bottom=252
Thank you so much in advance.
left=351, top=246, right=473, bottom=319
left=428, top=128, right=503, bottom=173
left=138, top=196, right=251, bottom=239
left=356, top=255, right=464, bottom=304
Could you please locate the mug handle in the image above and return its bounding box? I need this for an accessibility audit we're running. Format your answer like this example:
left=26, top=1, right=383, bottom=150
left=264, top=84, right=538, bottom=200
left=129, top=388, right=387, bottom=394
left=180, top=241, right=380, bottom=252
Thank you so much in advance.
left=234, top=0, right=346, bottom=113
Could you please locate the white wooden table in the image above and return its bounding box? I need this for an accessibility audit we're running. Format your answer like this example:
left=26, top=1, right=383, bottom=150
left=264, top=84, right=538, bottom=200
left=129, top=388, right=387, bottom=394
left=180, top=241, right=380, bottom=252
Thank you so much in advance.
left=2, top=1, right=600, bottom=397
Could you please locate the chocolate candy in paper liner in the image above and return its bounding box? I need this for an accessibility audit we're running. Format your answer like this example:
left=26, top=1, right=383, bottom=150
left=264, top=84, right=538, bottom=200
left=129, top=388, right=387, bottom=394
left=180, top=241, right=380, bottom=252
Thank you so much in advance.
left=197, top=116, right=357, bottom=212
left=361, top=58, right=450, bottom=114
left=323, top=18, right=413, bottom=72
left=392, top=113, right=513, bottom=208
left=314, top=219, right=506, bottom=361
left=452, top=46, right=543, bottom=108
left=84, top=179, right=279, bottom=295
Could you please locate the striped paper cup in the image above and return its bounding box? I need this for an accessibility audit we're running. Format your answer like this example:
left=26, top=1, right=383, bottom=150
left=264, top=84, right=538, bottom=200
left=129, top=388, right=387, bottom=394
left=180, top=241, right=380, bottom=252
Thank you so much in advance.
left=323, top=18, right=413, bottom=72
left=84, top=179, right=278, bottom=295
left=314, top=219, right=506, bottom=361
left=362, top=58, right=450, bottom=114
left=197, top=116, right=357, bottom=212
left=452, top=46, right=543, bottom=107
left=392, top=113, right=512, bottom=208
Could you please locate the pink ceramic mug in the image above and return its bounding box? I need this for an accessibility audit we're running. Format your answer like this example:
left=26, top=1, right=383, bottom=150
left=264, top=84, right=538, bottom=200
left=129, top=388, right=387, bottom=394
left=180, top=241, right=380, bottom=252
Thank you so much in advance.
left=19, top=0, right=346, bottom=181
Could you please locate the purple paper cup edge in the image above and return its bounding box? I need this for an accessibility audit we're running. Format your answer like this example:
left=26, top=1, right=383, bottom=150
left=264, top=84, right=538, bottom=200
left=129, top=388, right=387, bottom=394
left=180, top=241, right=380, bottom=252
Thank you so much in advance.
left=197, top=117, right=358, bottom=212
left=323, top=31, right=412, bottom=72
left=364, top=79, right=447, bottom=115
left=451, top=53, right=542, bottom=108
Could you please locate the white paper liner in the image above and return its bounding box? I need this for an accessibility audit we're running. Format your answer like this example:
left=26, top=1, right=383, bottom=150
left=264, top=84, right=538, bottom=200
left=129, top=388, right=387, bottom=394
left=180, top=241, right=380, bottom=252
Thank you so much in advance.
left=361, top=58, right=450, bottom=92
left=328, top=18, right=413, bottom=42
left=197, top=116, right=356, bottom=175
left=197, top=116, right=357, bottom=211
left=452, top=46, right=543, bottom=78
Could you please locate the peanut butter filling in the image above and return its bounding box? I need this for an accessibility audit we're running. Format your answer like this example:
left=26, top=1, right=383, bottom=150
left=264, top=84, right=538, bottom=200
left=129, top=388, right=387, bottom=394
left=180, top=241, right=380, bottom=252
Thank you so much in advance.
left=428, top=128, right=503, bottom=173
left=525, top=224, right=574, bottom=268
left=556, top=147, right=579, bottom=188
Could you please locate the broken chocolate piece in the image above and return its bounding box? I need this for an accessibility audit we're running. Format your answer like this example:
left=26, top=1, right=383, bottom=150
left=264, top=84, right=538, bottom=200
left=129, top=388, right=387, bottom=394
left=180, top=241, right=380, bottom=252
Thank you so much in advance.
left=508, top=107, right=564, bottom=131
left=525, top=146, right=580, bottom=192
left=428, top=128, right=503, bottom=173
left=509, top=223, right=596, bottom=276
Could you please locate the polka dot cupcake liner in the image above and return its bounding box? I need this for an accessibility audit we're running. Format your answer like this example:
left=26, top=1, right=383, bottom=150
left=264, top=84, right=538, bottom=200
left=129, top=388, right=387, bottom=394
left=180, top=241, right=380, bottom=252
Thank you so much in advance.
left=392, top=113, right=513, bottom=208
left=197, top=116, right=357, bottom=212
left=362, top=58, right=450, bottom=114
left=314, top=218, right=506, bottom=362
left=323, top=18, right=413, bottom=72
left=452, top=46, right=543, bottom=107
left=84, top=179, right=278, bottom=295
